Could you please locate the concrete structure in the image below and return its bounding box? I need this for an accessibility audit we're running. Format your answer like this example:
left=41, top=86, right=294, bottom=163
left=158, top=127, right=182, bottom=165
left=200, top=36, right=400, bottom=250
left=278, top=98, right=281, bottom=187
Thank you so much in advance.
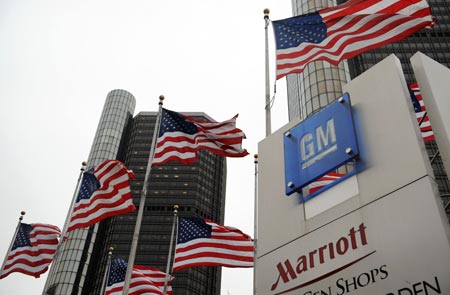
left=412, top=52, right=450, bottom=181
left=256, top=55, right=450, bottom=294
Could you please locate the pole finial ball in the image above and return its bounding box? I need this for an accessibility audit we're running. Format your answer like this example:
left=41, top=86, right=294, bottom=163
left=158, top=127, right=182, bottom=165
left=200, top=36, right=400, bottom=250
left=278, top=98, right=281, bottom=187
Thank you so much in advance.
left=174, top=205, right=179, bottom=210
left=20, top=211, right=26, bottom=216
left=254, top=154, right=258, bottom=159
left=82, top=161, right=87, bottom=166
left=264, top=8, right=270, bottom=15
left=159, top=95, right=165, bottom=101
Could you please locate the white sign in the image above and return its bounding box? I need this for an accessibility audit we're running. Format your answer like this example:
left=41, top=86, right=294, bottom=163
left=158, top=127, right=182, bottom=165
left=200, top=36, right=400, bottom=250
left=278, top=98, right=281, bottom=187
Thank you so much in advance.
left=256, top=55, right=450, bottom=294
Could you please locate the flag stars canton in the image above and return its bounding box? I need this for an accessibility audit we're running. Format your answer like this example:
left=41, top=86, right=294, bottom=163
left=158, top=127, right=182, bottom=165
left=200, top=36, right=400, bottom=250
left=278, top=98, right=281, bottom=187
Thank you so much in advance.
left=12, top=223, right=32, bottom=250
left=274, top=13, right=327, bottom=49
left=159, top=109, right=198, bottom=136
left=76, top=170, right=100, bottom=202
left=178, top=218, right=211, bottom=244
left=108, top=259, right=128, bottom=286
left=410, top=90, right=423, bottom=112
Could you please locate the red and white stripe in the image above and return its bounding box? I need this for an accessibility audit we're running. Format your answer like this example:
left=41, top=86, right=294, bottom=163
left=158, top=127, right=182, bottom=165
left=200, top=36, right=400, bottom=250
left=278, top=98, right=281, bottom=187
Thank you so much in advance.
left=0, top=223, right=61, bottom=279
left=173, top=219, right=254, bottom=272
left=308, top=173, right=344, bottom=194
left=67, top=160, right=136, bottom=232
left=410, top=83, right=434, bottom=141
left=105, top=266, right=172, bottom=295
left=153, top=115, right=248, bottom=165
left=276, top=0, right=434, bottom=79
left=132, top=266, right=173, bottom=295
left=319, top=0, right=433, bottom=22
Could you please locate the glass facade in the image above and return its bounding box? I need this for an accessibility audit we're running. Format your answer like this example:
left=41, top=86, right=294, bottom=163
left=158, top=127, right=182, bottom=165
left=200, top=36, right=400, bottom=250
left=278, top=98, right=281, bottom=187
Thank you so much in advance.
left=43, top=92, right=226, bottom=295
left=87, top=89, right=136, bottom=167
left=287, top=0, right=450, bottom=221
left=44, top=90, right=136, bottom=295
left=83, top=111, right=226, bottom=295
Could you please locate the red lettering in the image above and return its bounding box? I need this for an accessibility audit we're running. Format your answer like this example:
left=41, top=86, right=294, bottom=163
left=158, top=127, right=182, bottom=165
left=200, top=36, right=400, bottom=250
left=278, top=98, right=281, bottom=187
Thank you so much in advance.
left=271, top=260, right=297, bottom=291
left=348, top=226, right=358, bottom=249
left=328, top=242, right=335, bottom=259
left=318, top=244, right=327, bottom=264
left=336, top=237, right=349, bottom=255
left=296, top=255, right=308, bottom=274
left=270, top=223, right=370, bottom=291
left=308, top=249, right=317, bottom=268
left=358, top=223, right=368, bottom=245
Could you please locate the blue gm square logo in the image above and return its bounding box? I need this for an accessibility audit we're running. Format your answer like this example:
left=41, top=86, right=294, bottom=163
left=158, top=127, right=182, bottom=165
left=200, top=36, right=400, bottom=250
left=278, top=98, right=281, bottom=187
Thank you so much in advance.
left=284, top=93, right=360, bottom=197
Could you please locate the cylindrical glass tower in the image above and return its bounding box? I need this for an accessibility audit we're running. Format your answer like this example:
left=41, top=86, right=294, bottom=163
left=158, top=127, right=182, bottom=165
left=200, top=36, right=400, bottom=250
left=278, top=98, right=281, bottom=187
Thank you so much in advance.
left=43, top=89, right=135, bottom=295
left=287, top=0, right=351, bottom=121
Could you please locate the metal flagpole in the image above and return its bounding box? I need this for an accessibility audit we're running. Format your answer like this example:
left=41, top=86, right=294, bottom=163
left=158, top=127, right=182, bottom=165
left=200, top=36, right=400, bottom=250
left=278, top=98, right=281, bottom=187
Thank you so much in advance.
left=122, top=95, right=165, bottom=295
left=42, top=161, right=87, bottom=293
left=163, top=205, right=179, bottom=295
left=264, top=8, right=272, bottom=137
left=60, top=161, right=87, bottom=240
left=100, top=247, right=114, bottom=295
left=253, top=154, right=259, bottom=295
left=0, top=211, right=25, bottom=274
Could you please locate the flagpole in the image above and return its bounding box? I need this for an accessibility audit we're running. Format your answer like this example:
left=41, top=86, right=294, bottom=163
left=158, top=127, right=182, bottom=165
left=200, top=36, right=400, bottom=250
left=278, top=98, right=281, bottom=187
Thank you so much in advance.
left=122, top=95, right=165, bottom=295
left=42, top=161, right=87, bottom=293
left=100, top=247, right=114, bottom=295
left=253, top=154, right=258, bottom=295
left=264, top=8, right=272, bottom=137
left=0, top=211, right=25, bottom=274
left=60, top=161, right=87, bottom=240
left=163, top=205, right=179, bottom=295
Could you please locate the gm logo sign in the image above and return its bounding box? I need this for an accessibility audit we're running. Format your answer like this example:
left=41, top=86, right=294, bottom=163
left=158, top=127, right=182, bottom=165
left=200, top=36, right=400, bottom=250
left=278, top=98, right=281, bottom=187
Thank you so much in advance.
left=299, top=117, right=337, bottom=170
left=284, top=93, right=359, bottom=196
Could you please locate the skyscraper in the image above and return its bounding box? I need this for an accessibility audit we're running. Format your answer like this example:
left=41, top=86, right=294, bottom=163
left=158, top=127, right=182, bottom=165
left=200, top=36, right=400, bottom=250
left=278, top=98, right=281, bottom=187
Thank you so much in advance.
left=44, top=90, right=227, bottom=295
left=44, top=89, right=136, bottom=295
left=286, top=0, right=450, bottom=220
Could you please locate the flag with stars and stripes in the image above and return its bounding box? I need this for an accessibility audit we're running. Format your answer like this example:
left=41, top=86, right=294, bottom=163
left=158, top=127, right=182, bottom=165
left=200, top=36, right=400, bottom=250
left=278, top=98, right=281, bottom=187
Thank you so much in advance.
left=0, top=223, right=61, bottom=279
left=105, top=259, right=173, bottom=295
left=67, top=160, right=136, bottom=233
left=152, top=108, right=249, bottom=165
left=308, top=172, right=345, bottom=194
left=173, top=217, right=254, bottom=272
left=273, top=0, right=434, bottom=80
left=409, top=83, right=435, bottom=142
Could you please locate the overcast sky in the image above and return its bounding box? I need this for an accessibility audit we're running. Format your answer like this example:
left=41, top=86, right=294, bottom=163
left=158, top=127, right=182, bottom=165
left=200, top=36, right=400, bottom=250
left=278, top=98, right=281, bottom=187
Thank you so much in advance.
left=0, top=1, right=292, bottom=294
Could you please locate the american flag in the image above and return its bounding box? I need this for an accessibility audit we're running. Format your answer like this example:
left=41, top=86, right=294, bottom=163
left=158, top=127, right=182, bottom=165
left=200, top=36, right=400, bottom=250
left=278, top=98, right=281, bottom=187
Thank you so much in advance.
left=0, top=223, right=61, bottom=279
left=273, top=0, right=434, bottom=79
left=105, top=259, right=173, bottom=295
left=173, top=217, right=254, bottom=272
left=308, top=172, right=344, bottom=194
left=152, top=108, right=248, bottom=165
left=409, top=83, right=435, bottom=142
left=67, top=160, right=136, bottom=232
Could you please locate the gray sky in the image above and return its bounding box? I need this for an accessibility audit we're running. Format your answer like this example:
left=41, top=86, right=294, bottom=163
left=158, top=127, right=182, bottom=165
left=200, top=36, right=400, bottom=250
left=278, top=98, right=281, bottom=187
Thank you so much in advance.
left=0, top=0, right=291, bottom=294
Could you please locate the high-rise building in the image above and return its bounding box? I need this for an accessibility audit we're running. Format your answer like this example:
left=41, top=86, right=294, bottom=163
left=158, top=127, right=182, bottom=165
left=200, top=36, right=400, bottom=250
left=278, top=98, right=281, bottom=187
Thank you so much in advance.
left=286, top=0, right=450, bottom=220
left=44, top=90, right=227, bottom=295
left=44, top=89, right=136, bottom=295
